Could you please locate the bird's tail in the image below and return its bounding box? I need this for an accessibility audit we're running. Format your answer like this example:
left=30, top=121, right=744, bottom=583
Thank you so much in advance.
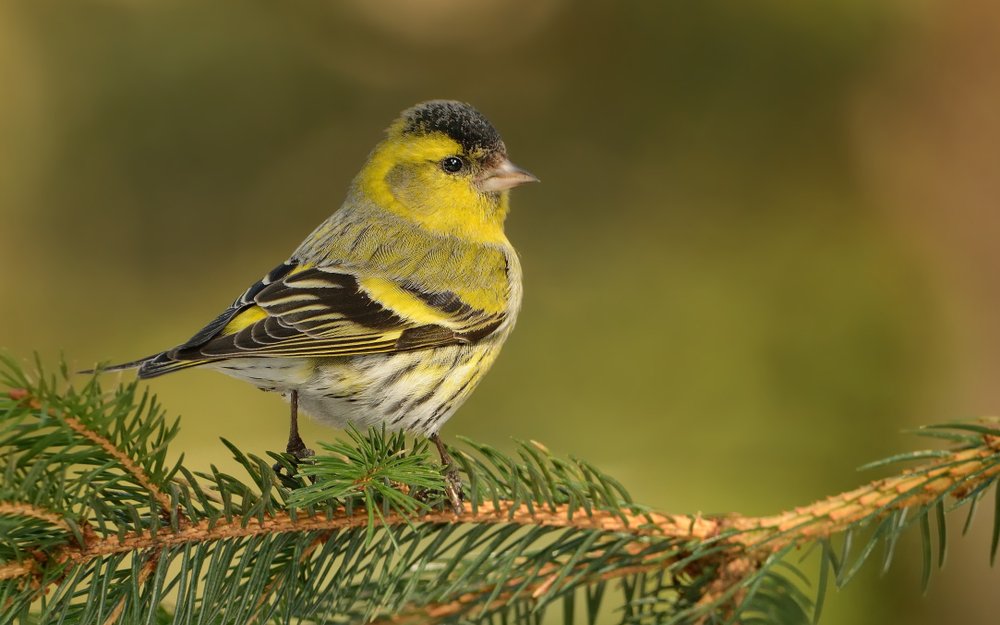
left=81, top=352, right=206, bottom=379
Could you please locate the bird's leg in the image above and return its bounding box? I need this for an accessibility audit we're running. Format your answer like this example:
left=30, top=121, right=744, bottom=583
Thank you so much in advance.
left=431, top=433, right=464, bottom=515
left=285, top=390, right=315, bottom=461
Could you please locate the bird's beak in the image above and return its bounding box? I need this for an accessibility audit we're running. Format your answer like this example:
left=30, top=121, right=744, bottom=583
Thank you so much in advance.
left=476, top=158, right=539, bottom=193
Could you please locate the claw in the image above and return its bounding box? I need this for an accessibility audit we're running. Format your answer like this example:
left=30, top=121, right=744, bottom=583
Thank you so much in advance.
left=286, top=437, right=315, bottom=461
left=272, top=446, right=314, bottom=474
left=443, top=466, right=464, bottom=515
left=431, top=433, right=464, bottom=515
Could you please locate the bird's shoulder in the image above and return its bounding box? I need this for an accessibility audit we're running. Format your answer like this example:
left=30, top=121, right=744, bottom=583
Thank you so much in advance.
left=298, top=204, right=517, bottom=315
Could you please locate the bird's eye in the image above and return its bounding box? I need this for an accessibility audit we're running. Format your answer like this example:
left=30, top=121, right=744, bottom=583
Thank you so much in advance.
left=440, top=156, right=465, bottom=174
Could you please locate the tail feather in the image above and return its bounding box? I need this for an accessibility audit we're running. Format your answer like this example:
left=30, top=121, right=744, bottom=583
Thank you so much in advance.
left=79, top=354, right=158, bottom=375
left=135, top=353, right=207, bottom=379
left=82, top=353, right=208, bottom=379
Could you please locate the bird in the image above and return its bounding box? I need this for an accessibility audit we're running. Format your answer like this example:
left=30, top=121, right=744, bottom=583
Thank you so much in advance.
left=99, top=100, right=536, bottom=513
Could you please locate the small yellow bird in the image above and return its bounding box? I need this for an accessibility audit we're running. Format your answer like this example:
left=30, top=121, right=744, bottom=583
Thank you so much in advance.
left=104, top=100, right=536, bottom=511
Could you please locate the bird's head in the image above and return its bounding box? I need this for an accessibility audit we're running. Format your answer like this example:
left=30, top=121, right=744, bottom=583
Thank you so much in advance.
left=357, top=100, right=537, bottom=244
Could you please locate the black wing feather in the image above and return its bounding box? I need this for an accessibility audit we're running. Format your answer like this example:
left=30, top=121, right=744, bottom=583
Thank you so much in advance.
left=125, top=260, right=505, bottom=375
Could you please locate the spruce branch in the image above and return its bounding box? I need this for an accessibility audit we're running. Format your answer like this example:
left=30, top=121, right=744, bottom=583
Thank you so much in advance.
left=0, top=355, right=998, bottom=624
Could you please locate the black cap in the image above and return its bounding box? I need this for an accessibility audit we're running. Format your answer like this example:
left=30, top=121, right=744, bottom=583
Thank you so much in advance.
left=400, top=100, right=505, bottom=157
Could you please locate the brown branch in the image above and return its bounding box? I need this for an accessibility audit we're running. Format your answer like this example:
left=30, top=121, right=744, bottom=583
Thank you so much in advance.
left=101, top=550, right=158, bottom=625
left=4, top=383, right=1000, bottom=622
left=62, top=502, right=687, bottom=563
left=366, top=436, right=1000, bottom=624
left=378, top=544, right=753, bottom=625
left=0, top=561, right=35, bottom=582
left=379, top=561, right=669, bottom=625
left=8, top=388, right=178, bottom=519
left=1, top=437, right=996, bottom=585
left=61, top=415, right=175, bottom=516
left=0, top=502, right=72, bottom=534
left=247, top=530, right=333, bottom=625
left=727, top=441, right=1000, bottom=546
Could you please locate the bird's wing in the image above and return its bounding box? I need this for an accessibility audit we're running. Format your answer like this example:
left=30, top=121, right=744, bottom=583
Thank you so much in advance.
left=167, top=261, right=507, bottom=361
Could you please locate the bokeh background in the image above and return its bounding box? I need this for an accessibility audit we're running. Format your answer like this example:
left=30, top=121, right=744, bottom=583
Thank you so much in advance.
left=2, top=1, right=999, bottom=622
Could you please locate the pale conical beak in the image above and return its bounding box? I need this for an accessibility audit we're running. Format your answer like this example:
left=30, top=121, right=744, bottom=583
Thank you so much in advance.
left=476, top=158, right=539, bottom=193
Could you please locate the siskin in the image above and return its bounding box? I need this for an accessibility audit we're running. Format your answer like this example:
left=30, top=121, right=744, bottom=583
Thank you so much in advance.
left=101, top=100, right=536, bottom=512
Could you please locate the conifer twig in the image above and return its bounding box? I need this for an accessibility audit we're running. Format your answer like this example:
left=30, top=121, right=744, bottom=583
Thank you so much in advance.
left=2, top=436, right=997, bottom=601
left=8, top=388, right=178, bottom=518
left=363, top=429, right=1000, bottom=623
left=0, top=502, right=73, bottom=533
left=2, top=357, right=999, bottom=624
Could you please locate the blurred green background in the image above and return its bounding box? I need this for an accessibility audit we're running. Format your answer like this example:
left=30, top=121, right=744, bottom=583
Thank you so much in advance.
left=3, top=0, right=999, bottom=622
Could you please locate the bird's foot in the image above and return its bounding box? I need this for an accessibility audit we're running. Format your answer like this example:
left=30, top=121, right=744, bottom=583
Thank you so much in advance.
left=443, top=466, right=464, bottom=515
left=286, top=436, right=316, bottom=461
left=429, top=433, right=464, bottom=514
left=272, top=435, right=315, bottom=477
